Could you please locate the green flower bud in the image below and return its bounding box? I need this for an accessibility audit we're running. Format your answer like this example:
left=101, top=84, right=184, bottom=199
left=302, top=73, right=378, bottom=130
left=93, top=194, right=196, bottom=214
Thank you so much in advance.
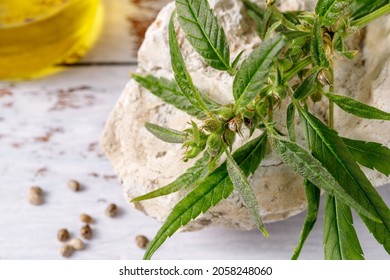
left=207, top=133, right=222, bottom=157
left=278, top=58, right=293, bottom=72
left=311, top=89, right=323, bottom=102
left=223, top=129, right=236, bottom=149
left=216, top=105, right=234, bottom=122
left=203, top=118, right=223, bottom=133
left=243, top=108, right=255, bottom=119
left=184, top=146, right=201, bottom=162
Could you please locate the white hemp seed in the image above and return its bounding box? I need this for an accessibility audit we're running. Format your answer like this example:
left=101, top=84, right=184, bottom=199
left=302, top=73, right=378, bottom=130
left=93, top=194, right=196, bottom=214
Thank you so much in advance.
left=67, top=180, right=81, bottom=192
left=69, top=238, right=85, bottom=250
left=60, top=244, right=74, bottom=258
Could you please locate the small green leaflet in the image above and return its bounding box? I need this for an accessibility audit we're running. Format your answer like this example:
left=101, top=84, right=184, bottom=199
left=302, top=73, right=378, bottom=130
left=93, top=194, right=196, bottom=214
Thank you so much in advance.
left=264, top=21, right=282, bottom=41
left=315, top=0, right=352, bottom=27
left=298, top=108, right=390, bottom=253
left=231, top=50, right=245, bottom=72
left=325, top=92, right=390, bottom=120
left=175, top=0, right=231, bottom=71
left=269, top=135, right=377, bottom=221
left=333, top=32, right=357, bottom=60
left=132, top=74, right=212, bottom=119
left=243, top=0, right=275, bottom=40
left=145, top=122, right=186, bottom=144
left=343, top=137, right=390, bottom=176
left=225, top=149, right=268, bottom=237
left=286, top=103, right=296, bottom=141
left=132, top=152, right=211, bottom=202
left=144, top=132, right=268, bottom=259
left=311, top=19, right=329, bottom=68
left=291, top=180, right=320, bottom=260
left=169, top=13, right=208, bottom=113
left=293, top=68, right=320, bottom=100
left=233, top=34, right=285, bottom=111
left=324, top=195, right=365, bottom=260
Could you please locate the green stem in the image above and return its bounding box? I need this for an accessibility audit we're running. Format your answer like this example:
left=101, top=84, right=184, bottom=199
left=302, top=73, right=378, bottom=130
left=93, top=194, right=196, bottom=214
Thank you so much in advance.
left=283, top=56, right=312, bottom=82
left=351, top=4, right=390, bottom=29
left=328, top=68, right=335, bottom=129
left=267, top=96, right=274, bottom=123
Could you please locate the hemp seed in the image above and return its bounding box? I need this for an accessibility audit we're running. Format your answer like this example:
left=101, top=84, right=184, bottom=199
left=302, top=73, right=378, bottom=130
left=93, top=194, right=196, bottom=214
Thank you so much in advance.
left=69, top=238, right=85, bottom=250
left=60, top=244, right=74, bottom=258
left=80, top=224, right=92, bottom=240
left=80, top=213, right=93, bottom=224
left=135, top=235, right=149, bottom=249
left=57, top=228, right=70, bottom=242
left=105, top=203, right=118, bottom=217
left=67, top=180, right=81, bottom=192
left=28, top=186, right=43, bottom=205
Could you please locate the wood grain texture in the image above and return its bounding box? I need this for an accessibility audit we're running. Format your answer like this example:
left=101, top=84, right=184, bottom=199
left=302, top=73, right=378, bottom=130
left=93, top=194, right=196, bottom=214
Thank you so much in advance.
left=0, top=0, right=389, bottom=260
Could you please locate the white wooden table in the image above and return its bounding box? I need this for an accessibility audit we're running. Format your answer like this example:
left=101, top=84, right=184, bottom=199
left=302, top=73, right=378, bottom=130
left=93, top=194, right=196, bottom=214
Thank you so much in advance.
left=0, top=0, right=389, bottom=260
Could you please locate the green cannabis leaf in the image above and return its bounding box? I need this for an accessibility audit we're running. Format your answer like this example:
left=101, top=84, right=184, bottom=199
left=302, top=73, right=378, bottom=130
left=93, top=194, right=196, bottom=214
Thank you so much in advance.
left=324, top=195, right=365, bottom=260
left=169, top=13, right=210, bottom=113
left=315, top=0, right=352, bottom=27
left=176, top=0, right=232, bottom=72
left=326, top=93, right=390, bottom=120
left=298, top=108, right=390, bottom=253
left=225, top=146, right=268, bottom=236
left=233, top=34, right=285, bottom=110
left=269, top=134, right=377, bottom=221
left=144, top=133, right=268, bottom=259
left=293, top=68, right=320, bottom=100
left=243, top=0, right=276, bottom=40
left=286, top=103, right=296, bottom=141
left=145, top=122, right=187, bottom=144
left=133, top=74, right=217, bottom=119
left=291, top=180, right=321, bottom=260
left=343, top=138, right=390, bottom=176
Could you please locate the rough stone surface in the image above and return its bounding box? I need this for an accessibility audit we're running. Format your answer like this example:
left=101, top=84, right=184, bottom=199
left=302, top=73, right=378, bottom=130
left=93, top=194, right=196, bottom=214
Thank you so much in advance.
left=101, top=0, right=390, bottom=231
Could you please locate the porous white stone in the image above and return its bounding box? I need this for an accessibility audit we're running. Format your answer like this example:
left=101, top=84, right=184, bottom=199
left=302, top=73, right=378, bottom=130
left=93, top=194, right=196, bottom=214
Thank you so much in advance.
left=101, top=0, right=389, bottom=231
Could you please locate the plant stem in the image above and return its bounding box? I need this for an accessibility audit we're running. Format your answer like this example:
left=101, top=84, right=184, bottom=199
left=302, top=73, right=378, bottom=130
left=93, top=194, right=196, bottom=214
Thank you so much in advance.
left=351, top=4, right=390, bottom=29
left=328, top=68, right=335, bottom=129
left=283, top=56, right=312, bottom=82
left=267, top=96, right=274, bottom=122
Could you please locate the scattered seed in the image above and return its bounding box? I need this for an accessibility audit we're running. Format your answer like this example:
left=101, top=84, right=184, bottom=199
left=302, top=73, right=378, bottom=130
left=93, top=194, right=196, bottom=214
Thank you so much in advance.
left=105, top=203, right=118, bottom=217
left=69, top=238, right=85, bottom=250
left=67, top=180, right=81, bottom=192
left=30, top=186, right=42, bottom=195
left=28, top=186, right=43, bottom=205
left=80, top=213, right=93, bottom=224
left=60, top=244, right=74, bottom=257
left=80, top=224, right=92, bottom=240
left=135, top=235, right=149, bottom=249
left=57, top=228, right=70, bottom=242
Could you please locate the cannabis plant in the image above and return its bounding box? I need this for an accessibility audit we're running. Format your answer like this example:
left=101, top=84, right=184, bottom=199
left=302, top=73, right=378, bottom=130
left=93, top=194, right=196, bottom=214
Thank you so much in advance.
left=132, top=0, right=390, bottom=259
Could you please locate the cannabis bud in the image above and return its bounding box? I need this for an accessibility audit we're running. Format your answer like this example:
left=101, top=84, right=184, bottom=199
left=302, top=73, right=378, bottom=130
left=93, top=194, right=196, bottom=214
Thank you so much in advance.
left=206, top=133, right=222, bottom=157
